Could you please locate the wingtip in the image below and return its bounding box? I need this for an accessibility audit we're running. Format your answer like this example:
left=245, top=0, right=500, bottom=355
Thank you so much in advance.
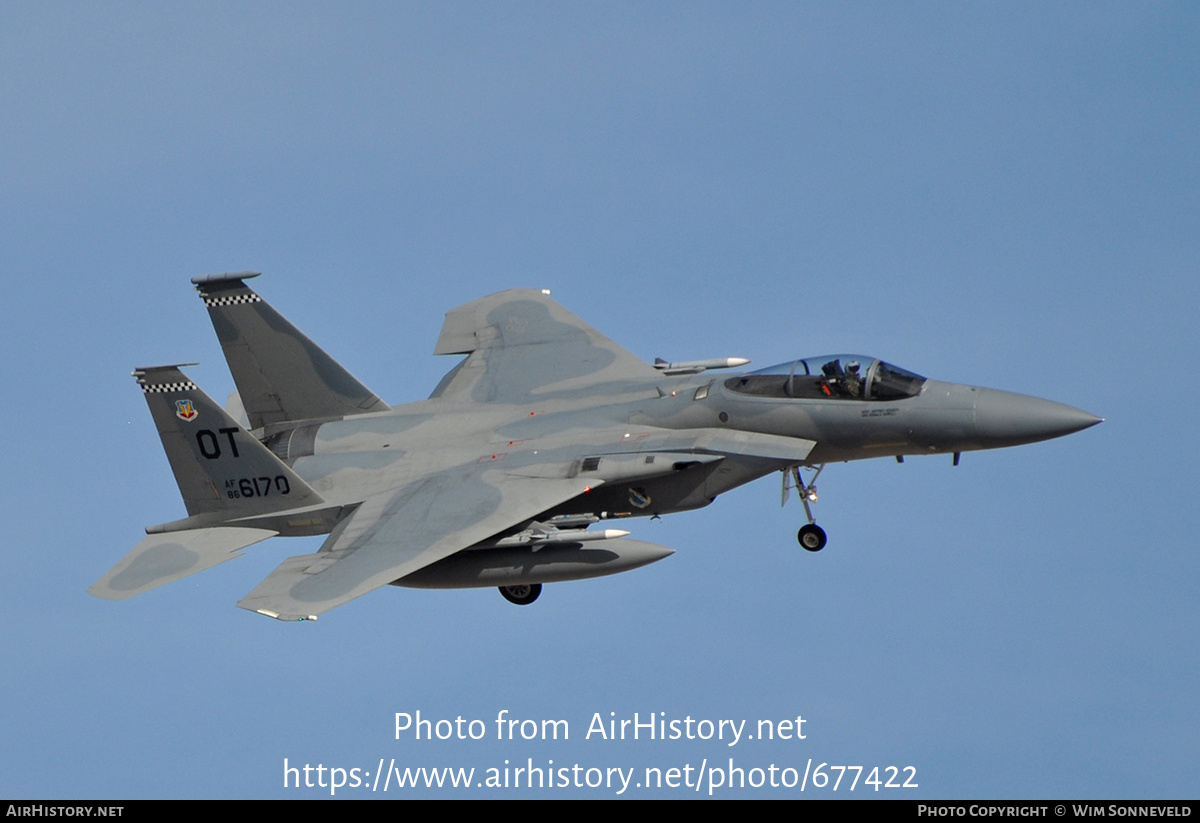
left=250, top=607, right=318, bottom=622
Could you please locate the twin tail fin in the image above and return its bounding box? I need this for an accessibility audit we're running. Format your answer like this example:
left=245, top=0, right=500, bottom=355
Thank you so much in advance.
left=132, top=364, right=324, bottom=518
left=191, top=272, right=389, bottom=431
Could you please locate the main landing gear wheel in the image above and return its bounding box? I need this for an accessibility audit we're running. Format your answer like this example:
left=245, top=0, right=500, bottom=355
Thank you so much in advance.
left=499, top=583, right=542, bottom=605
left=797, top=524, right=827, bottom=552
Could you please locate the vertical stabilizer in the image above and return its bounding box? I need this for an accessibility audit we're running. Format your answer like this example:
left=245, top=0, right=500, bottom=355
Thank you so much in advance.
left=133, top=365, right=324, bottom=517
left=191, top=272, right=389, bottom=430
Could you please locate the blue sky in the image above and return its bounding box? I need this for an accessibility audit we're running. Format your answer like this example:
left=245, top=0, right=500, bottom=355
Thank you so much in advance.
left=2, top=2, right=1196, bottom=798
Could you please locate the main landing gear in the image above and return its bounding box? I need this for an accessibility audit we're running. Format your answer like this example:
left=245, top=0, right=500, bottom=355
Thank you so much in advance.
left=499, top=583, right=542, bottom=605
left=783, top=464, right=828, bottom=552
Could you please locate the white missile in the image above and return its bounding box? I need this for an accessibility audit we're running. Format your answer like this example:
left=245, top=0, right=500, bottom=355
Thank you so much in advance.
left=488, top=528, right=631, bottom=548
left=653, top=357, right=751, bottom=375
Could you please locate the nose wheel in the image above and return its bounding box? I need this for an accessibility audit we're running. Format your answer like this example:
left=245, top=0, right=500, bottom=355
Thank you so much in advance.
left=783, top=464, right=828, bottom=551
left=797, top=524, right=827, bottom=552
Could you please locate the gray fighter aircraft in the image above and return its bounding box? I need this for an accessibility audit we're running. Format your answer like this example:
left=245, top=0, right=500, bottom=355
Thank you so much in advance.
left=90, top=273, right=1101, bottom=620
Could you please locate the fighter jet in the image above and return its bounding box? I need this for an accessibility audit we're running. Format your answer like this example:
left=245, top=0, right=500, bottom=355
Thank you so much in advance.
left=90, top=273, right=1101, bottom=620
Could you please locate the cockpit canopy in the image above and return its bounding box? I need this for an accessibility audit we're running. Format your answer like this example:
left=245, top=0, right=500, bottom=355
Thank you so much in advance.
left=723, top=355, right=926, bottom=401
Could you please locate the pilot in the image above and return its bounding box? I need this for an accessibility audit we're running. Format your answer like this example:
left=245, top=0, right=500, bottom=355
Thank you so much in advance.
left=820, top=359, right=843, bottom=395
left=843, top=360, right=863, bottom=399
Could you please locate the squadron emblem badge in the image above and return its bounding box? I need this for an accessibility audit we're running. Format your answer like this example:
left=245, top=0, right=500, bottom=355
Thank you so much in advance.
left=174, top=399, right=198, bottom=422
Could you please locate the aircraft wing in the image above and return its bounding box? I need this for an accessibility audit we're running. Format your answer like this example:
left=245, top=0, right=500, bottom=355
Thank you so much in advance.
left=236, top=467, right=597, bottom=621
left=429, top=289, right=661, bottom=403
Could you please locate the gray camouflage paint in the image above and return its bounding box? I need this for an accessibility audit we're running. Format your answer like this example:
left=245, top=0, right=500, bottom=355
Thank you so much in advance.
left=90, top=275, right=1100, bottom=621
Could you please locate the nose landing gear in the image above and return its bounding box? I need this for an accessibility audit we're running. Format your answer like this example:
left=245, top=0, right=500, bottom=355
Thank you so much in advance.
left=783, top=464, right=828, bottom=552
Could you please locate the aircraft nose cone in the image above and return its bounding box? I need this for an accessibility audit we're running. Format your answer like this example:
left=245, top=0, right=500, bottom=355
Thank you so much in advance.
left=973, top=389, right=1102, bottom=447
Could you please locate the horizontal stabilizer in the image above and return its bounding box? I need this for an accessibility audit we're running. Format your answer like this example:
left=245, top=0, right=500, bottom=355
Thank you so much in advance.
left=88, top=527, right=277, bottom=600
left=192, top=273, right=389, bottom=430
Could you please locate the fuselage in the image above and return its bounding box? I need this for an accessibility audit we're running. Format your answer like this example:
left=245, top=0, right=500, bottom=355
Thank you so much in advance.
left=270, top=357, right=1099, bottom=527
left=105, top=279, right=1102, bottom=615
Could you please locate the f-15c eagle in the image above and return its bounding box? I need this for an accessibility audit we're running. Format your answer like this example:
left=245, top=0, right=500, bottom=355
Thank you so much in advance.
left=90, top=273, right=1100, bottom=620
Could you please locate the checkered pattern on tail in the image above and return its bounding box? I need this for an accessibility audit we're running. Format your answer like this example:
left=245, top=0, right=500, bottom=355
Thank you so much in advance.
left=202, top=293, right=261, bottom=307
left=139, top=380, right=198, bottom=393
